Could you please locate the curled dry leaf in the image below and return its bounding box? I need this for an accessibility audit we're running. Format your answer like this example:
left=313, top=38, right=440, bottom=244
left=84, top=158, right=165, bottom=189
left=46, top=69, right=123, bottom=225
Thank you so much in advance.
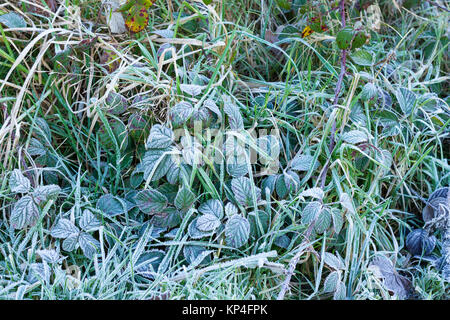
left=369, top=255, right=413, bottom=299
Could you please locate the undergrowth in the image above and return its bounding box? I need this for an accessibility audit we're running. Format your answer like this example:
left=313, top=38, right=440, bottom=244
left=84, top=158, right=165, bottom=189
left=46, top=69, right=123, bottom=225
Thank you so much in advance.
left=0, top=0, right=448, bottom=300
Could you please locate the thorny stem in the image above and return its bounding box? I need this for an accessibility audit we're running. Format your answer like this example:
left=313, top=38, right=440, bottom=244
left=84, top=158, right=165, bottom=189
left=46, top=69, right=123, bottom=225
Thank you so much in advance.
left=319, top=0, right=348, bottom=189
left=278, top=0, right=348, bottom=300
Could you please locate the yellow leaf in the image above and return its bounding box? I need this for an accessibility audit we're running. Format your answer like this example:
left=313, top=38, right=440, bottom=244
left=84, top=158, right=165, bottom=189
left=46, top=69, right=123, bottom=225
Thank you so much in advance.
left=125, top=5, right=149, bottom=33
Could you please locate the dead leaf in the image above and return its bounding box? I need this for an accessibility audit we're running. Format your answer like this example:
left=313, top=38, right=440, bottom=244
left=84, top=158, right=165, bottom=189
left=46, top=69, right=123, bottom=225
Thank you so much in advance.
left=369, top=255, right=413, bottom=299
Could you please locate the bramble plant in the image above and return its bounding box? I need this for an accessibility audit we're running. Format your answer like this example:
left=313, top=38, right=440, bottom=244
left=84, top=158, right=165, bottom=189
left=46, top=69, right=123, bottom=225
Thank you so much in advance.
left=0, top=0, right=448, bottom=300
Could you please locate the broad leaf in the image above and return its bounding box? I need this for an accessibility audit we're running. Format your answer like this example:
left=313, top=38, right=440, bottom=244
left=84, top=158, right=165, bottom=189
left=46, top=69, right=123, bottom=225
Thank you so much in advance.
left=301, top=201, right=322, bottom=225
left=225, top=215, right=250, bottom=248
left=223, top=98, right=244, bottom=130
left=32, top=185, right=61, bottom=205
left=9, top=169, right=31, bottom=194
left=224, top=202, right=238, bottom=217
left=169, top=101, right=194, bottom=126
left=340, top=193, right=355, bottom=214
left=199, top=199, right=224, bottom=219
left=36, top=249, right=61, bottom=264
left=174, top=186, right=195, bottom=212
left=323, top=271, right=341, bottom=293
left=291, top=154, right=317, bottom=171
left=62, top=235, right=79, bottom=252
left=125, top=5, right=149, bottom=34
left=142, top=148, right=173, bottom=181
left=188, top=217, right=215, bottom=239
left=50, top=218, right=79, bottom=239
left=146, top=124, right=173, bottom=149
left=134, top=189, right=168, bottom=214
left=314, top=208, right=332, bottom=234
left=0, top=12, right=27, bottom=28
left=369, top=255, right=413, bottom=299
left=330, top=209, right=344, bottom=234
left=203, top=99, right=222, bottom=122
left=196, top=213, right=221, bottom=232
left=395, top=87, right=416, bottom=115
left=28, top=138, right=47, bottom=156
left=97, top=194, right=127, bottom=217
left=341, top=130, right=370, bottom=144
left=349, top=49, right=373, bottom=66
left=323, top=252, right=345, bottom=270
left=78, top=232, right=100, bottom=259
left=183, top=245, right=212, bottom=266
left=231, top=177, right=261, bottom=207
left=10, top=196, right=40, bottom=229
left=300, top=187, right=324, bottom=200
left=79, top=209, right=101, bottom=232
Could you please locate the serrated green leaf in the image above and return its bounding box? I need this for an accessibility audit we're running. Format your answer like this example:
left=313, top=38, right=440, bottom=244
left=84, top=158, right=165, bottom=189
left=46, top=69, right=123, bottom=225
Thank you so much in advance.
left=323, top=252, right=345, bottom=270
left=188, top=217, right=215, bottom=239
left=97, top=194, right=127, bottom=217
left=134, top=189, right=168, bottom=214
left=395, top=87, right=416, bottom=115
left=330, top=209, right=344, bottom=234
left=174, top=186, right=195, bottom=212
left=10, top=196, right=40, bottom=229
left=183, top=245, right=212, bottom=266
left=341, top=130, right=370, bottom=144
left=169, top=101, right=194, bottom=126
left=9, top=169, right=31, bottom=194
left=224, top=202, right=238, bottom=217
left=231, top=176, right=261, bottom=207
left=361, top=83, right=378, bottom=101
left=314, top=208, right=332, bottom=234
left=300, top=187, right=324, bottom=200
left=105, top=92, right=128, bottom=115
left=0, top=12, right=27, bottom=28
left=199, top=199, right=224, bottom=219
left=340, top=193, right=355, bottom=214
left=62, top=235, right=79, bottom=252
left=225, top=215, right=250, bottom=248
left=142, top=147, right=173, bottom=181
left=146, top=124, right=174, bottom=149
left=79, top=209, right=101, bottom=232
left=79, top=232, right=100, bottom=259
left=223, top=98, right=244, bottom=130
left=291, top=154, right=317, bottom=171
left=261, top=174, right=278, bottom=195
left=50, top=218, right=79, bottom=239
left=32, top=184, right=61, bottom=205
left=196, top=213, right=221, bottom=232
left=28, top=138, right=47, bottom=156
left=323, top=271, right=341, bottom=293
left=350, top=49, right=373, bottom=66
left=333, top=281, right=346, bottom=300
left=301, top=201, right=322, bottom=224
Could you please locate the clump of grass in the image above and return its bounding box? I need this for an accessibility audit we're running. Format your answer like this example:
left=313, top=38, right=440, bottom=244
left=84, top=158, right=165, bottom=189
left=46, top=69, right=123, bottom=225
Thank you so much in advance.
left=0, top=0, right=448, bottom=300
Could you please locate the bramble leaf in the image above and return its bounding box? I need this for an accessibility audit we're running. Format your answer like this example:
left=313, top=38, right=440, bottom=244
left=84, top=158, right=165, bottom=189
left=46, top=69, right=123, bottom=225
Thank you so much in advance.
left=225, top=215, right=250, bottom=248
left=9, top=169, right=31, bottom=194
left=134, top=189, right=168, bottom=214
left=10, top=196, right=40, bottom=229
left=125, top=5, right=149, bottom=34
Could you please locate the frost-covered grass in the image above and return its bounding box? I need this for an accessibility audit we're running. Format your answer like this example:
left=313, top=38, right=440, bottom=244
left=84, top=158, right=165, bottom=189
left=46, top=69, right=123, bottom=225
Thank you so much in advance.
left=0, top=0, right=448, bottom=300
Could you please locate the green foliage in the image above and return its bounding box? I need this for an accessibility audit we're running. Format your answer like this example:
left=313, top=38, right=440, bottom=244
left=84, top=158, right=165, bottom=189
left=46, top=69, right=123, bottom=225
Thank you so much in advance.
left=0, top=0, right=448, bottom=301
